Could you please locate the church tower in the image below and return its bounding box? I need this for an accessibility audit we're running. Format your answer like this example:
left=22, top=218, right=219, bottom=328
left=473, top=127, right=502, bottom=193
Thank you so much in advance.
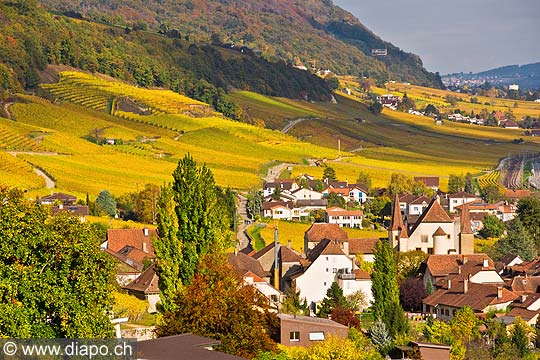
left=459, top=204, right=474, bottom=254
left=389, top=194, right=409, bottom=251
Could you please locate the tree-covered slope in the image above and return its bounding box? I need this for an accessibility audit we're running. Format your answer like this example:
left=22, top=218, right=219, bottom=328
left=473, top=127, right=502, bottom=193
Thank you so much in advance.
left=38, top=0, right=444, bottom=88
left=0, top=0, right=333, bottom=102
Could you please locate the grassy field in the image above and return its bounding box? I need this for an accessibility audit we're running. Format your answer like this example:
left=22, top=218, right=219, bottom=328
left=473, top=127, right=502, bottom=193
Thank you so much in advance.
left=254, top=220, right=387, bottom=253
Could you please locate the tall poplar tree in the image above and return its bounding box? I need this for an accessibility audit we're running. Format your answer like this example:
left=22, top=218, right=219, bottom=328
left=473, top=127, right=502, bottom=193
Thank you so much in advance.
left=154, top=154, right=231, bottom=312
left=371, top=241, right=409, bottom=338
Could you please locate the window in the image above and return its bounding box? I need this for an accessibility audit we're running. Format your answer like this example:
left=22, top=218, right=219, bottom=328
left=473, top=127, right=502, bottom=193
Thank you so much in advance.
left=421, top=235, right=428, bottom=243
left=326, top=268, right=329, bottom=272
left=290, top=331, right=300, bottom=342
left=427, top=248, right=434, bottom=255
left=309, top=332, right=325, bottom=341
left=323, top=282, right=326, bottom=286
left=416, top=248, right=421, bottom=252
left=326, top=257, right=329, bottom=261
left=447, top=234, right=451, bottom=239
left=332, top=268, right=337, bottom=273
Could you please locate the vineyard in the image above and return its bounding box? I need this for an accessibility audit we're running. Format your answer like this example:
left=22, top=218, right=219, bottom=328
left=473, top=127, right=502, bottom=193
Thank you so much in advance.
left=42, top=72, right=214, bottom=116
left=477, top=171, right=506, bottom=194
left=0, top=152, right=45, bottom=189
left=501, top=156, right=524, bottom=189
left=529, top=162, right=540, bottom=189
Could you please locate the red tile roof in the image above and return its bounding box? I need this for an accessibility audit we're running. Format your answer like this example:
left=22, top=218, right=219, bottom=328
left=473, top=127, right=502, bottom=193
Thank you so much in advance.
left=124, top=264, right=159, bottom=294
left=228, top=252, right=269, bottom=279
left=107, top=228, right=156, bottom=258
left=424, top=254, right=495, bottom=277
left=414, top=177, right=440, bottom=188
left=304, top=223, right=348, bottom=243
left=390, top=194, right=408, bottom=238
left=423, top=280, right=518, bottom=311
left=354, top=269, right=371, bottom=280
left=460, top=204, right=474, bottom=235
left=433, top=227, right=447, bottom=236
left=505, top=189, right=531, bottom=199
left=510, top=276, right=540, bottom=294
left=447, top=191, right=477, bottom=199
left=348, top=238, right=380, bottom=255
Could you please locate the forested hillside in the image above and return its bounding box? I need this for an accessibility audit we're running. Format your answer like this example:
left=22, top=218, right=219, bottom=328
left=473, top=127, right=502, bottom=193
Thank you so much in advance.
left=0, top=0, right=333, bottom=105
left=38, top=0, right=444, bottom=88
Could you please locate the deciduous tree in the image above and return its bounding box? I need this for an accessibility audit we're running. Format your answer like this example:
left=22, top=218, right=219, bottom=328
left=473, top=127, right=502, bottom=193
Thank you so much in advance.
left=0, top=188, right=115, bottom=338
left=156, top=255, right=278, bottom=358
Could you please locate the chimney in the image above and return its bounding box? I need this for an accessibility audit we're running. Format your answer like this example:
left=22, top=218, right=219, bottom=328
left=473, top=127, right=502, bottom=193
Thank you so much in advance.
left=143, top=227, right=149, bottom=237
left=483, top=258, right=489, bottom=268
left=463, top=256, right=468, bottom=265
left=142, top=241, right=148, bottom=254
left=288, top=240, right=291, bottom=249
left=463, top=279, right=469, bottom=294
left=447, top=279, right=452, bottom=289
left=497, top=286, right=503, bottom=300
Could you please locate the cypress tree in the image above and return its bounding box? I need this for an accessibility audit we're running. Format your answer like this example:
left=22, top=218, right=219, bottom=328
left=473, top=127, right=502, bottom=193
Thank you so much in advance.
left=371, top=241, right=409, bottom=337
left=155, top=154, right=232, bottom=312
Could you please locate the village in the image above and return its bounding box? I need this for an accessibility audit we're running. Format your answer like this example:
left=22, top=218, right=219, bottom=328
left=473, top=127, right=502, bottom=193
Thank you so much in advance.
left=35, top=167, right=540, bottom=359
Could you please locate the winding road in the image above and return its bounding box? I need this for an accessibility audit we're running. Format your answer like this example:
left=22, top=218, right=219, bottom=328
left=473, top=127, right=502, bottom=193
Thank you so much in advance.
left=281, top=118, right=317, bottom=134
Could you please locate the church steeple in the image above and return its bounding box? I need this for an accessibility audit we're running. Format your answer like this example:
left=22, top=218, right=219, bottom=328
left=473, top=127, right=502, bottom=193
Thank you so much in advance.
left=389, top=194, right=408, bottom=250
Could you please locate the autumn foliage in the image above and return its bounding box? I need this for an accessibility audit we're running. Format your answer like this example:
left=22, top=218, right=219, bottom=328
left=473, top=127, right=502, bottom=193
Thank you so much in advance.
left=156, top=255, right=278, bottom=359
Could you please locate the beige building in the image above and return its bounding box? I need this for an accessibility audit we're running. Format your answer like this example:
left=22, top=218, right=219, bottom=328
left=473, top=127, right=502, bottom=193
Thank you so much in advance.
left=389, top=195, right=474, bottom=255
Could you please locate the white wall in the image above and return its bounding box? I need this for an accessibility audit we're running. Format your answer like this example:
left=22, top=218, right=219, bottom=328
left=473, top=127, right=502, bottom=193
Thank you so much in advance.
left=449, top=197, right=477, bottom=212
left=339, top=279, right=373, bottom=305
left=408, top=222, right=456, bottom=254
left=293, top=188, right=323, bottom=200
left=295, top=254, right=354, bottom=304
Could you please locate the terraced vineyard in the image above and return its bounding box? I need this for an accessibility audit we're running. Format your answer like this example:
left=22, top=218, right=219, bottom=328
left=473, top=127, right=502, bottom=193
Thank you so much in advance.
left=477, top=171, right=506, bottom=194
left=501, top=156, right=524, bottom=189
left=42, top=72, right=213, bottom=116
left=0, top=152, right=45, bottom=189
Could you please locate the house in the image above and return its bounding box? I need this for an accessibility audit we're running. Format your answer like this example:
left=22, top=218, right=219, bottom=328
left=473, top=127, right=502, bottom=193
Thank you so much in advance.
left=509, top=275, right=540, bottom=295
left=263, top=179, right=299, bottom=197
left=276, top=314, right=348, bottom=347
left=228, top=251, right=270, bottom=283
left=447, top=191, right=479, bottom=213
left=304, top=223, right=348, bottom=254
left=414, top=177, right=440, bottom=191
left=502, top=293, right=540, bottom=326
left=124, top=264, right=160, bottom=313
left=507, top=258, right=540, bottom=277
left=51, top=204, right=89, bottom=222
left=105, top=248, right=143, bottom=286
left=291, top=187, right=324, bottom=200
left=262, top=201, right=294, bottom=220
left=347, top=184, right=369, bottom=203
left=376, top=94, right=401, bottom=107
left=291, top=239, right=356, bottom=306
left=242, top=271, right=283, bottom=311
left=337, top=268, right=373, bottom=304
left=422, top=278, right=518, bottom=320
left=40, top=192, right=77, bottom=205
left=252, top=242, right=302, bottom=291
left=325, top=207, right=363, bottom=228
left=104, top=228, right=157, bottom=263
left=408, top=196, right=431, bottom=216
left=389, top=195, right=475, bottom=255
left=137, top=334, right=247, bottom=360
left=296, top=199, right=328, bottom=212
left=419, top=254, right=504, bottom=289
left=500, top=254, right=524, bottom=268
left=503, top=121, right=519, bottom=129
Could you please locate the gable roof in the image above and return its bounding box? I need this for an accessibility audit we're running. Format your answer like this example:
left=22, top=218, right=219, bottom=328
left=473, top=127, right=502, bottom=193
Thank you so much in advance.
left=280, top=246, right=301, bottom=263
left=227, top=252, right=269, bottom=279
left=124, top=264, right=159, bottom=294
left=500, top=253, right=521, bottom=266
left=261, top=201, right=294, bottom=210
left=41, top=192, right=77, bottom=202
left=105, top=248, right=143, bottom=273
left=423, top=280, right=518, bottom=311
left=410, top=196, right=431, bottom=205
left=348, top=238, right=380, bottom=255
left=408, top=197, right=452, bottom=237
left=51, top=205, right=89, bottom=216
left=277, top=313, right=348, bottom=329
left=414, top=177, right=440, bottom=187
left=510, top=275, right=540, bottom=294
left=304, top=223, right=348, bottom=243
left=107, top=228, right=157, bottom=258
left=424, top=254, right=495, bottom=277
left=433, top=227, right=447, bottom=236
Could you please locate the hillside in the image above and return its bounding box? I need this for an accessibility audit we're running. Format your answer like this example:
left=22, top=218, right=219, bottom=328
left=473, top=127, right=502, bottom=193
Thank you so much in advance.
left=0, top=71, right=338, bottom=197
left=38, top=0, right=444, bottom=88
left=0, top=1, right=332, bottom=102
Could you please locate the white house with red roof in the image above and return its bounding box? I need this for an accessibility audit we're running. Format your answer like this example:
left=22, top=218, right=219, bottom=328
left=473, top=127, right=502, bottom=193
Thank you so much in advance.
left=337, top=269, right=373, bottom=305
left=325, top=207, right=363, bottom=228
left=291, top=239, right=357, bottom=306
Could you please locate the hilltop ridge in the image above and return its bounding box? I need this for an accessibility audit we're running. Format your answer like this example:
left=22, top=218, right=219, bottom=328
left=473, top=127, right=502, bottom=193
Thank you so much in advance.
left=38, top=0, right=444, bottom=88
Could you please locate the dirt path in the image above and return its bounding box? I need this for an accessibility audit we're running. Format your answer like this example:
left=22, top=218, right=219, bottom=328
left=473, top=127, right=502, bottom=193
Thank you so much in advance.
left=282, top=118, right=316, bottom=133
left=34, top=168, right=55, bottom=189
left=236, top=193, right=252, bottom=251
left=2, top=102, right=14, bottom=119
left=264, top=163, right=294, bottom=182
left=7, top=151, right=60, bottom=156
